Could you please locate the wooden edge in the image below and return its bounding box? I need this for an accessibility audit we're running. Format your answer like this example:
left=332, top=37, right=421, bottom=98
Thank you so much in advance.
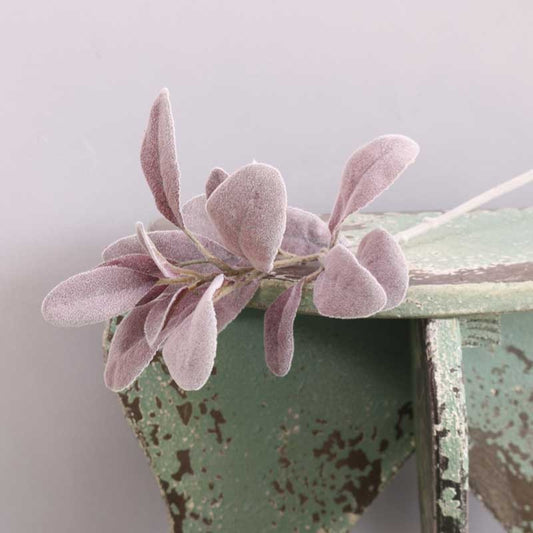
left=249, top=280, right=533, bottom=318
left=412, top=319, right=469, bottom=533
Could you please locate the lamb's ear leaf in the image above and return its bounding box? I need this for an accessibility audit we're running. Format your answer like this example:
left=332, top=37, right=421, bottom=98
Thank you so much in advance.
left=206, top=167, right=228, bottom=199
left=357, top=228, right=409, bottom=310
left=182, top=194, right=222, bottom=243
left=140, top=88, right=184, bottom=228
left=100, top=253, right=161, bottom=277
left=328, top=135, right=419, bottom=234
left=215, top=280, right=260, bottom=333
left=102, top=230, right=237, bottom=271
left=42, top=266, right=156, bottom=327
left=104, top=302, right=157, bottom=391
left=282, top=206, right=331, bottom=255
left=144, top=287, right=186, bottom=347
left=206, top=163, right=287, bottom=272
left=264, top=279, right=304, bottom=377
left=136, top=222, right=182, bottom=278
left=313, top=244, right=386, bottom=318
left=162, top=275, right=224, bottom=391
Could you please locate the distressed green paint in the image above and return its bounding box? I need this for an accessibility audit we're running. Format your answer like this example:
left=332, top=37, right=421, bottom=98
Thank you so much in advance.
left=105, top=312, right=415, bottom=533
left=463, top=312, right=533, bottom=532
left=250, top=208, right=533, bottom=318
left=459, top=315, right=501, bottom=349
left=413, top=319, right=469, bottom=532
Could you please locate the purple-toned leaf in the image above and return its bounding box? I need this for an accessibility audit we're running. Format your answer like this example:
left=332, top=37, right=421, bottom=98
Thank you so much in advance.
left=313, top=244, right=386, bottom=318
left=357, top=228, right=409, bottom=310
left=144, top=287, right=186, bottom=347
left=137, top=284, right=168, bottom=306
left=101, top=253, right=161, bottom=277
left=264, top=279, right=304, bottom=377
left=205, top=167, right=228, bottom=199
left=282, top=206, right=331, bottom=255
left=182, top=194, right=222, bottom=243
left=162, top=275, right=224, bottom=391
left=42, top=266, right=156, bottom=327
left=140, top=89, right=184, bottom=228
left=328, top=135, right=419, bottom=234
left=159, top=286, right=206, bottom=340
left=149, top=217, right=177, bottom=231
left=206, top=163, right=287, bottom=272
left=102, top=230, right=238, bottom=271
left=104, top=302, right=156, bottom=391
left=136, top=222, right=182, bottom=278
left=215, top=280, right=260, bottom=332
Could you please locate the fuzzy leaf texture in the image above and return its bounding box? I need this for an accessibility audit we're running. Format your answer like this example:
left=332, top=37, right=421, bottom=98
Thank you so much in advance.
left=206, top=163, right=287, bottom=272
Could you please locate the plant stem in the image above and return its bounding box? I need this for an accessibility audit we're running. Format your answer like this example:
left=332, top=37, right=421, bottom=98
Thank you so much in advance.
left=394, top=169, right=533, bottom=245
left=181, top=227, right=237, bottom=273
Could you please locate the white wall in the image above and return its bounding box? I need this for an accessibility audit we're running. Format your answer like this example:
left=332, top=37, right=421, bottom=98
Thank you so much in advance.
left=2, top=0, right=531, bottom=531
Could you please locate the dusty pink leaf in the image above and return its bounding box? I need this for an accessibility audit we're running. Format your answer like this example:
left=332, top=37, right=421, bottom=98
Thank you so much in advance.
left=42, top=266, right=156, bottom=327
left=357, top=228, right=409, bottom=311
left=282, top=206, right=331, bottom=255
left=206, top=163, right=287, bottom=272
left=136, top=222, right=182, bottom=278
left=162, top=275, right=224, bottom=391
left=205, top=167, right=228, bottom=199
left=159, top=286, right=206, bottom=341
left=182, top=194, right=222, bottom=243
left=328, top=135, right=419, bottom=234
left=313, top=245, right=386, bottom=318
left=104, top=302, right=156, bottom=391
left=264, top=279, right=304, bottom=377
left=149, top=217, right=177, bottom=231
left=215, top=280, right=260, bottom=333
left=140, top=89, right=184, bottom=228
left=101, top=253, right=161, bottom=277
left=144, top=287, right=186, bottom=347
left=137, top=284, right=167, bottom=306
left=102, top=230, right=237, bottom=271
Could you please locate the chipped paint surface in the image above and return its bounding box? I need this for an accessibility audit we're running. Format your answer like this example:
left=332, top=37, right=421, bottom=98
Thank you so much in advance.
left=105, top=311, right=415, bottom=532
left=413, top=319, right=468, bottom=532
left=250, top=209, right=533, bottom=318
left=463, top=312, right=533, bottom=532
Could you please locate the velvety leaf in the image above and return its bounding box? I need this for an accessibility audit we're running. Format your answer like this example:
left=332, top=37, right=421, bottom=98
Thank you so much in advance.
left=357, top=228, right=409, bottom=310
left=206, top=163, right=287, bottom=272
left=205, top=167, right=228, bottom=199
left=328, top=135, right=419, bottom=234
left=140, top=88, right=184, bottom=227
left=159, top=286, right=206, bottom=340
left=182, top=194, right=222, bottom=243
left=313, top=244, right=386, bottom=318
left=162, top=275, right=224, bottom=390
left=144, top=287, right=186, bottom=348
left=137, top=284, right=167, bottom=306
left=282, top=206, right=331, bottom=255
left=104, top=302, right=156, bottom=391
left=136, top=222, right=182, bottom=278
left=101, top=253, right=161, bottom=277
left=149, top=217, right=177, bottom=231
left=42, top=267, right=156, bottom=327
left=215, top=280, right=260, bottom=332
left=264, top=279, right=304, bottom=377
left=102, top=230, right=237, bottom=271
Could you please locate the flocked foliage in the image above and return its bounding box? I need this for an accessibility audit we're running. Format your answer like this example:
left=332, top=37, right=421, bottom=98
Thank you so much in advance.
left=42, top=89, right=419, bottom=391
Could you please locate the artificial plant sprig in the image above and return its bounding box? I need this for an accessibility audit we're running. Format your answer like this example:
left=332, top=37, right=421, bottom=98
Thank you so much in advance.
left=42, top=88, right=420, bottom=392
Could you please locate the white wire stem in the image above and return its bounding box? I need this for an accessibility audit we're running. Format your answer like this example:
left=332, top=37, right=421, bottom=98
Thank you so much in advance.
left=394, top=169, right=533, bottom=245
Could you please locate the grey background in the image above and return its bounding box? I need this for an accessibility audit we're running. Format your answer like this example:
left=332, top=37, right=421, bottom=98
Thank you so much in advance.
left=1, top=0, right=531, bottom=531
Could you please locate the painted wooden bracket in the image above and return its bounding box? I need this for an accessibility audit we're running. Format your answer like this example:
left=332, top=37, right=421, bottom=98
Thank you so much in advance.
left=413, top=319, right=469, bottom=533
left=103, top=209, right=533, bottom=532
